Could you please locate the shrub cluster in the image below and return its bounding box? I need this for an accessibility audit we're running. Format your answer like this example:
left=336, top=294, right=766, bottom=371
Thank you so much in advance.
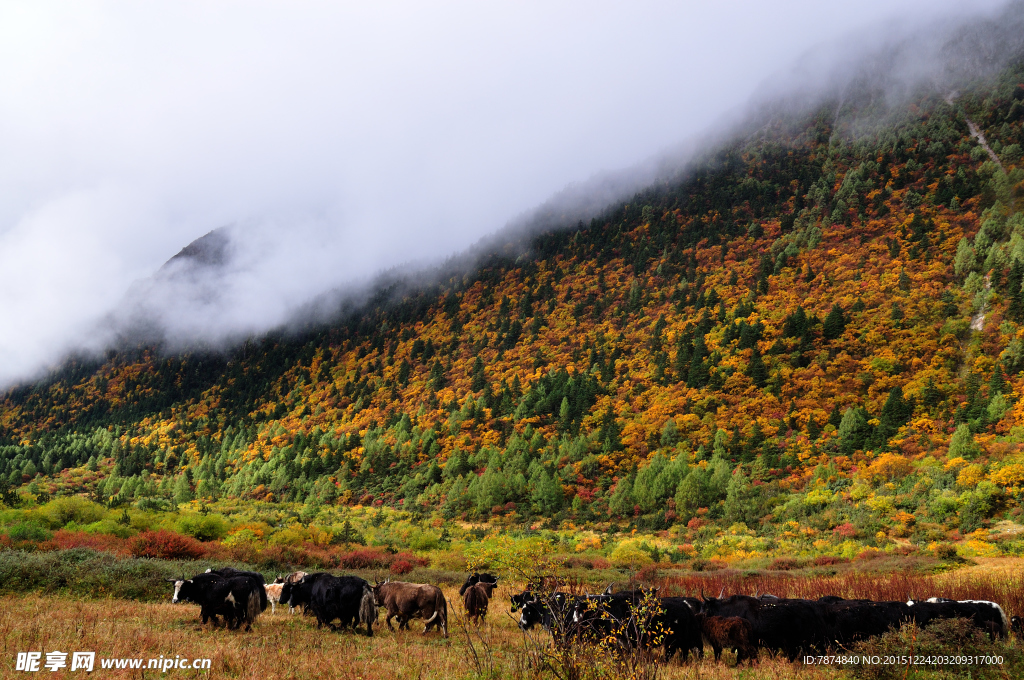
left=128, top=529, right=207, bottom=560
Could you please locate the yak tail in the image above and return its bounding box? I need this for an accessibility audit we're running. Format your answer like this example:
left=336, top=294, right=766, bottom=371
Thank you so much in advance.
left=359, top=584, right=378, bottom=636
left=436, top=590, right=448, bottom=637
left=246, top=590, right=261, bottom=630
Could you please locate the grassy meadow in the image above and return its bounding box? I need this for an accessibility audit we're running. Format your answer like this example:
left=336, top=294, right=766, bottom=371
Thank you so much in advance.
left=2, top=548, right=1024, bottom=679
left=0, top=588, right=850, bottom=680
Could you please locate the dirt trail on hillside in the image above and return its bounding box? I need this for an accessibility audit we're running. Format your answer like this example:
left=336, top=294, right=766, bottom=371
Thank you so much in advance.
left=966, top=120, right=1007, bottom=173
left=946, top=90, right=1006, bottom=173
left=970, top=273, right=992, bottom=331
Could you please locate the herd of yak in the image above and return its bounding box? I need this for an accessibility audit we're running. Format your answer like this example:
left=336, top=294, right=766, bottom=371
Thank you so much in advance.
left=511, top=586, right=1022, bottom=663
left=167, top=568, right=1023, bottom=664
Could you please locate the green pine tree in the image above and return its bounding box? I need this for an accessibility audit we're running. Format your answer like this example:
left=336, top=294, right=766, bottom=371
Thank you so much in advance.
left=531, top=470, right=563, bottom=515
left=173, top=473, right=193, bottom=504
left=746, top=347, right=768, bottom=388
left=470, top=356, right=486, bottom=392
left=686, top=333, right=710, bottom=388
left=607, top=473, right=636, bottom=517
left=822, top=304, right=846, bottom=340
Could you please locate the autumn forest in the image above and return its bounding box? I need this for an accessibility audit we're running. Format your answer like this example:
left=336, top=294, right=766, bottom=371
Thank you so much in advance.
left=1, top=56, right=1024, bottom=574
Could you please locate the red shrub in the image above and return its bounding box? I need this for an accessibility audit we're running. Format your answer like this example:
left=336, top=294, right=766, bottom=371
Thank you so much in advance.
left=637, top=564, right=660, bottom=581
left=769, top=557, right=801, bottom=571
left=832, top=523, right=859, bottom=539
left=335, top=548, right=428, bottom=570
left=813, top=555, right=849, bottom=566
left=256, top=543, right=308, bottom=568
left=591, top=557, right=611, bottom=569
left=128, top=530, right=207, bottom=560
left=394, top=551, right=428, bottom=567
left=37, top=530, right=130, bottom=556
left=339, top=547, right=391, bottom=569
left=200, top=541, right=231, bottom=562
left=687, top=517, right=709, bottom=530
left=390, top=560, right=414, bottom=575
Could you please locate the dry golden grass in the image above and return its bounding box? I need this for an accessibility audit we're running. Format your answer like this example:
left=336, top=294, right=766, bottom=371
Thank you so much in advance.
left=0, top=587, right=856, bottom=680
left=935, top=556, right=1024, bottom=581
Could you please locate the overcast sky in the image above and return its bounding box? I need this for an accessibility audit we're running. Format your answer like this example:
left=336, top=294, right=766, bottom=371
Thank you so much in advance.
left=0, top=1, right=1011, bottom=387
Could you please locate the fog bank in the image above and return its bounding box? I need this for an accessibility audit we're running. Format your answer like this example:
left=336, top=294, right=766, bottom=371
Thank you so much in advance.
left=0, top=1, right=1012, bottom=387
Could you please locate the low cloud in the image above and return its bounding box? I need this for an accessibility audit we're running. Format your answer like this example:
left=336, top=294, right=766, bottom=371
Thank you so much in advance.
left=0, top=1, right=1013, bottom=387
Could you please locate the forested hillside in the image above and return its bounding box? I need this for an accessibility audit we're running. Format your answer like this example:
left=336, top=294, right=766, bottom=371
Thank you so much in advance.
left=2, top=58, right=1024, bottom=559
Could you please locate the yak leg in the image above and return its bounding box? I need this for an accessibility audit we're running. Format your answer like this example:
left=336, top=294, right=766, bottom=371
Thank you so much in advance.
left=712, top=644, right=722, bottom=661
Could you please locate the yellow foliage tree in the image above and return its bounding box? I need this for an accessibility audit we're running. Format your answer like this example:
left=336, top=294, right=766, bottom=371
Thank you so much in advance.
left=990, top=463, right=1024, bottom=488
left=957, top=464, right=986, bottom=488
left=863, top=453, right=912, bottom=483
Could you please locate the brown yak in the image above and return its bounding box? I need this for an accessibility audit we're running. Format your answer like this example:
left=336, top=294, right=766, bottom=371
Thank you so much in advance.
left=696, top=613, right=757, bottom=664
left=463, top=581, right=497, bottom=625
left=372, top=580, right=448, bottom=636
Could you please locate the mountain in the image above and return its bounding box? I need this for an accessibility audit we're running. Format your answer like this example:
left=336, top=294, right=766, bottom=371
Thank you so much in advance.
left=2, top=21, right=1024, bottom=549
left=161, top=229, right=232, bottom=272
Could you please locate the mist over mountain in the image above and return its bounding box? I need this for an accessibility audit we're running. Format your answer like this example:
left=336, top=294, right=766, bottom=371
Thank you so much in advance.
left=0, top=1, right=1015, bottom=388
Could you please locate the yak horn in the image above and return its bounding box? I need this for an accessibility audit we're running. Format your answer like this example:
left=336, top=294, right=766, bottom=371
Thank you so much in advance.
left=718, top=586, right=725, bottom=599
